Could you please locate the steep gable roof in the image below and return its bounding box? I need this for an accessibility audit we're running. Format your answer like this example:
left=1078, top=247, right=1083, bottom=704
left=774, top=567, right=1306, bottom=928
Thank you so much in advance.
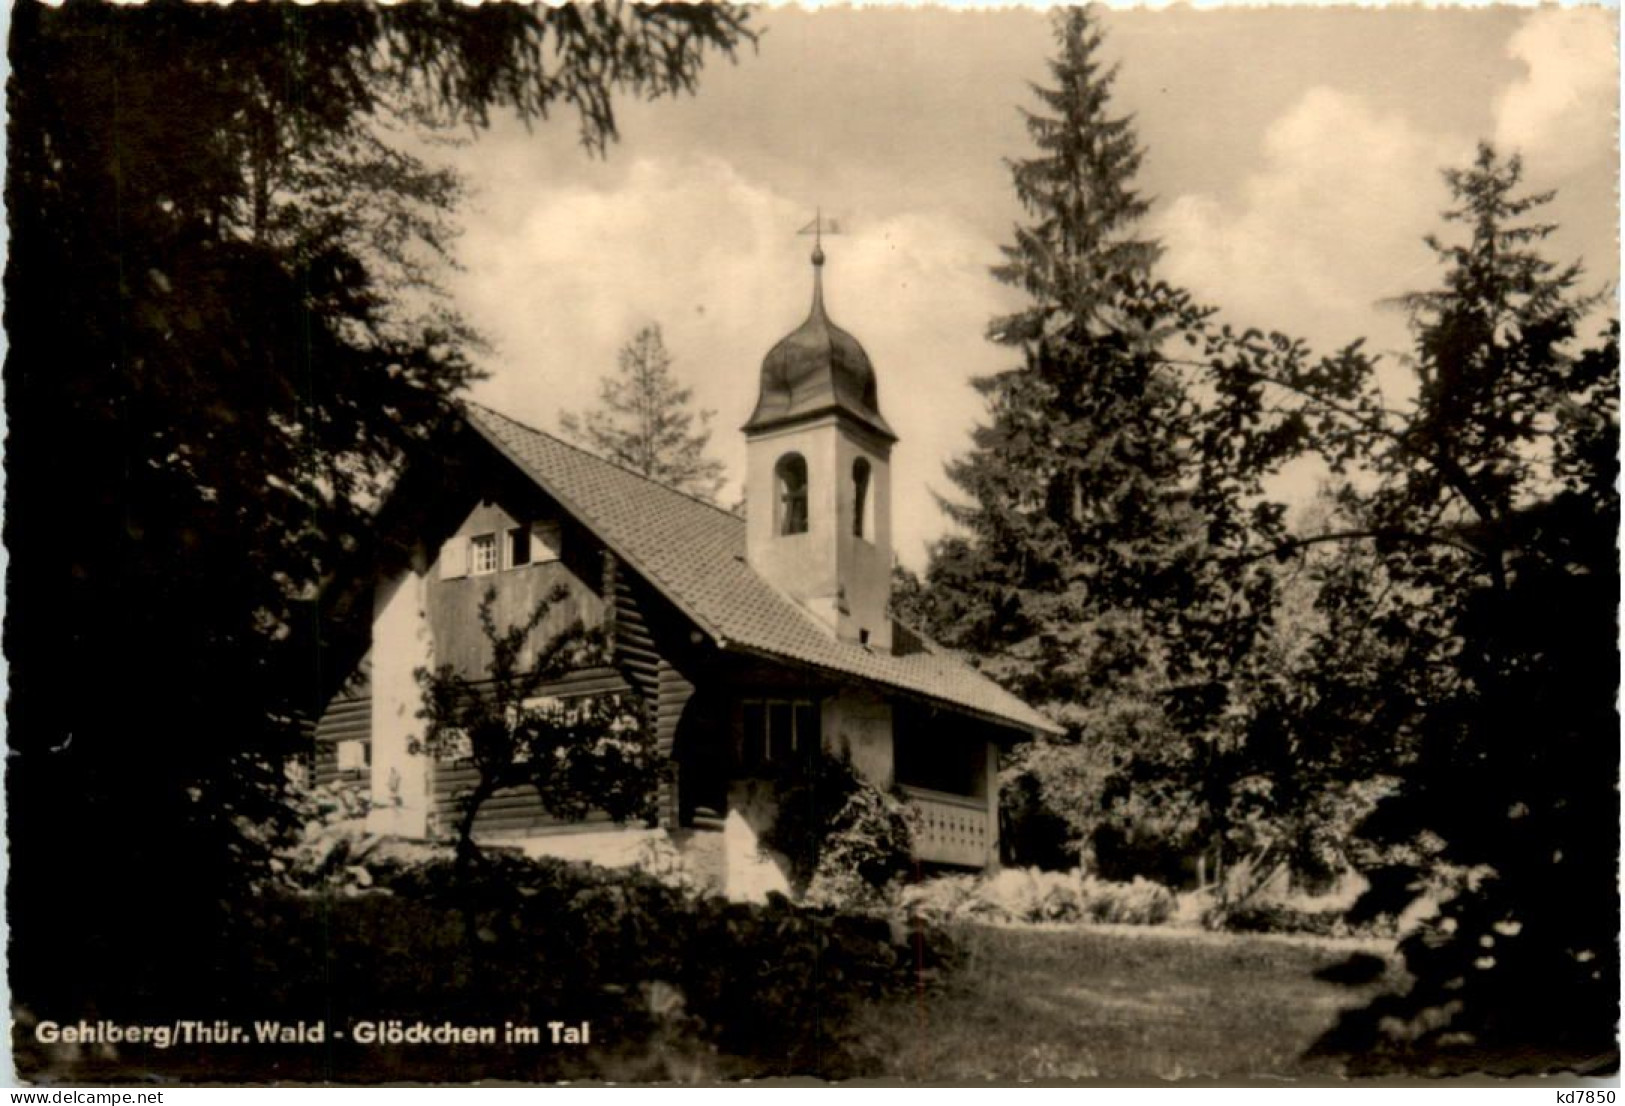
left=465, top=403, right=1058, bottom=736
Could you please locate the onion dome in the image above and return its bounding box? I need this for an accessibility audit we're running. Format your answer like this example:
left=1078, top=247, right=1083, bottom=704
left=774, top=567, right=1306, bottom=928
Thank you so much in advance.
left=743, top=246, right=895, bottom=441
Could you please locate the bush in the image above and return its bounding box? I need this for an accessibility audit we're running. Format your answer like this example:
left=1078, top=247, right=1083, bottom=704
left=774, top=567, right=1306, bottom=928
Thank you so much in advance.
left=22, top=848, right=947, bottom=1083
left=16, top=825, right=965, bottom=1083
left=897, top=873, right=985, bottom=923
left=901, top=868, right=1176, bottom=927
left=1079, top=876, right=1177, bottom=925
left=288, top=777, right=373, bottom=827
left=764, top=751, right=915, bottom=906
left=1205, top=898, right=1395, bottom=939
left=376, top=853, right=951, bottom=1076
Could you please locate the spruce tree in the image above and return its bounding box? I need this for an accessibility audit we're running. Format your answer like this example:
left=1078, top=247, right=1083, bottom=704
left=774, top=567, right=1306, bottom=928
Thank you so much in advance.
left=920, top=7, right=1212, bottom=869
left=560, top=323, right=727, bottom=502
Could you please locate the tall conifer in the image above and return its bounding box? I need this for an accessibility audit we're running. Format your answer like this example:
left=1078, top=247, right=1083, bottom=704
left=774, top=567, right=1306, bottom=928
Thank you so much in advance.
left=919, top=7, right=1210, bottom=867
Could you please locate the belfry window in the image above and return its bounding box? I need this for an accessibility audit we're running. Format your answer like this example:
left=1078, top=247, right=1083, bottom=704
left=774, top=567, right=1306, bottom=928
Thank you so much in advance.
left=776, top=453, right=809, bottom=536
left=852, top=457, right=872, bottom=539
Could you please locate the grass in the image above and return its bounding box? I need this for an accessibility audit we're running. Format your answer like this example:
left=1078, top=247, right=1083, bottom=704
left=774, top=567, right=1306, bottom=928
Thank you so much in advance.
left=840, top=922, right=1405, bottom=1082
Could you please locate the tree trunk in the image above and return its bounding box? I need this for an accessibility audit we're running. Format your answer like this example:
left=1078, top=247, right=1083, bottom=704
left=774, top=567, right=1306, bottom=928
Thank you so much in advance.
left=453, top=776, right=499, bottom=884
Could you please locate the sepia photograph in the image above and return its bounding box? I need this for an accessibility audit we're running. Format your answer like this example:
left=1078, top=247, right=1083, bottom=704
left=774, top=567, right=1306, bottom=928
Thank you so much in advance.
left=4, top=0, right=1619, bottom=1087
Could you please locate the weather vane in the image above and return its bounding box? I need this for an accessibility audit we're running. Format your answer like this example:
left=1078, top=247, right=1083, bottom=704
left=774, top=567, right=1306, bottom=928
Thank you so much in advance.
left=797, top=208, right=842, bottom=264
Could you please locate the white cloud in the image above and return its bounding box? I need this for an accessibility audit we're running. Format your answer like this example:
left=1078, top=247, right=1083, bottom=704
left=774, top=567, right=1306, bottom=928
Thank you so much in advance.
left=1152, top=86, right=1467, bottom=360
left=449, top=153, right=1018, bottom=569
left=1495, top=7, right=1618, bottom=177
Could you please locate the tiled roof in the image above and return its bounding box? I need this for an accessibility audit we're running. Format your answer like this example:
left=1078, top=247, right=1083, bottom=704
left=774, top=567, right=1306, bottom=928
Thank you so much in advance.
left=465, top=404, right=1058, bottom=736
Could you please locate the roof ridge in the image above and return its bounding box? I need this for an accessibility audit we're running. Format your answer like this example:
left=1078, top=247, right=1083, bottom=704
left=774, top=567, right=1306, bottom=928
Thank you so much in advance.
left=464, top=401, right=744, bottom=526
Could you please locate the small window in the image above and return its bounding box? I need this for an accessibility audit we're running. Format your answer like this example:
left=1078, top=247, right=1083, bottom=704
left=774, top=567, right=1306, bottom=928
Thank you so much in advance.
left=852, top=457, right=872, bottom=539
left=741, top=702, right=767, bottom=772
left=776, top=454, right=809, bottom=536
left=507, top=526, right=531, bottom=568
left=470, top=533, right=499, bottom=575
left=768, top=702, right=795, bottom=762
left=335, top=739, right=368, bottom=773
left=794, top=702, right=821, bottom=755
left=740, top=698, right=819, bottom=772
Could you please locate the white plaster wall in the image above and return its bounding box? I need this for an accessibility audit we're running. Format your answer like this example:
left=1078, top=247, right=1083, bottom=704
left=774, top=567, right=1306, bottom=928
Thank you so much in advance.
left=722, top=779, right=792, bottom=902
left=833, top=426, right=894, bottom=650
left=825, top=686, right=895, bottom=790
left=366, top=562, right=434, bottom=837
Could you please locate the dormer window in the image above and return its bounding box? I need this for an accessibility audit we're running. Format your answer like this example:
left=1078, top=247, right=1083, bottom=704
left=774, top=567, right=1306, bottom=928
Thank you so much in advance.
left=852, top=457, right=872, bottom=539
left=776, top=453, right=808, bottom=536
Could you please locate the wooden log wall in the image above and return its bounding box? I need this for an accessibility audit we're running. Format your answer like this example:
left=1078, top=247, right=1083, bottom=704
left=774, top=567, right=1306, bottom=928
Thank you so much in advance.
left=656, top=659, right=696, bottom=828
left=427, top=664, right=631, bottom=838
left=312, top=540, right=706, bottom=838
left=605, top=552, right=681, bottom=827
left=313, top=695, right=370, bottom=787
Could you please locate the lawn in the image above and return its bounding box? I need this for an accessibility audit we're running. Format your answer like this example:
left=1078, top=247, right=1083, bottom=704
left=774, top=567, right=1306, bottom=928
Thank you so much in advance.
left=840, top=922, right=1405, bottom=1082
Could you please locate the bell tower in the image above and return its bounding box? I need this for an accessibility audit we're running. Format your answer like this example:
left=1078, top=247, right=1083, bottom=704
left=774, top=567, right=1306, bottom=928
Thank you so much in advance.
left=743, top=242, right=895, bottom=650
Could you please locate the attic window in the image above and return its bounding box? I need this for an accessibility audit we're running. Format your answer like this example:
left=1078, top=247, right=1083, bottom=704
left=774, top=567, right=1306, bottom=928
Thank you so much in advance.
left=470, top=533, right=499, bottom=575
left=776, top=453, right=808, bottom=536
left=507, top=525, right=532, bottom=568
left=507, top=521, right=564, bottom=567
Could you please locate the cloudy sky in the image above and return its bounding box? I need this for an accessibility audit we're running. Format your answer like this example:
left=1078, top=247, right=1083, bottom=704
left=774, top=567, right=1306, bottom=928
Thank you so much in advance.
left=435, top=5, right=1618, bottom=569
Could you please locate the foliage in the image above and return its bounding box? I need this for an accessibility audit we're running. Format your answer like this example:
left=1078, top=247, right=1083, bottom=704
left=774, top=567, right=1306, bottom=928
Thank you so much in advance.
left=20, top=850, right=947, bottom=1083
left=901, top=868, right=1177, bottom=927
left=1286, top=148, right=1619, bottom=1069
left=762, top=751, right=915, bottom=904
left=1205, top=899, right=1394, bottom=940
left=5, top=0, right=751, bottom=1009
left=903, top=9, right=1616, bottom=1066
left=414, top=586, right=657, bottom=868
left=293, top=777, right=375, bottom=824
left=560, top=323, right=728, bottom=501
left=910, top=24, right=1617, bottom=1074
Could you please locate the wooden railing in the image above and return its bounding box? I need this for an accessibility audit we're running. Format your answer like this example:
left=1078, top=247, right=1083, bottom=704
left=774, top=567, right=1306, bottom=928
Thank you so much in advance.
left=901, top=785, right=994, bottom=868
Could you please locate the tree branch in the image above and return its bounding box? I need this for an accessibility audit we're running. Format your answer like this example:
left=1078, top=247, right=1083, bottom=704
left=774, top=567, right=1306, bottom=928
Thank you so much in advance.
left=1217, top=527, right=1486, bottom=570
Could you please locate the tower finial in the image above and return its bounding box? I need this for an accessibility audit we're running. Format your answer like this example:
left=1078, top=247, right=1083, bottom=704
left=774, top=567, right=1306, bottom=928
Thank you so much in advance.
left=799, top=209, right=839, bottom=269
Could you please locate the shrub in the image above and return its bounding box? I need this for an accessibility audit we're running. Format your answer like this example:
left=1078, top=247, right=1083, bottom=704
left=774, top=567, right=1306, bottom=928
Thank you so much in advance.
left=250, top=852, right=944, bottom=1080
left=1078, top=875, right=1177, bottom=925
left=897, top=873, right=983, bottom=924
left=288, top=777, right=373, bottom=827
left=901, top=868, right=1177, bottom=927
left=1205, top=898, right=1395, bottom=938
left=763, top=751, right=915, bottom=905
